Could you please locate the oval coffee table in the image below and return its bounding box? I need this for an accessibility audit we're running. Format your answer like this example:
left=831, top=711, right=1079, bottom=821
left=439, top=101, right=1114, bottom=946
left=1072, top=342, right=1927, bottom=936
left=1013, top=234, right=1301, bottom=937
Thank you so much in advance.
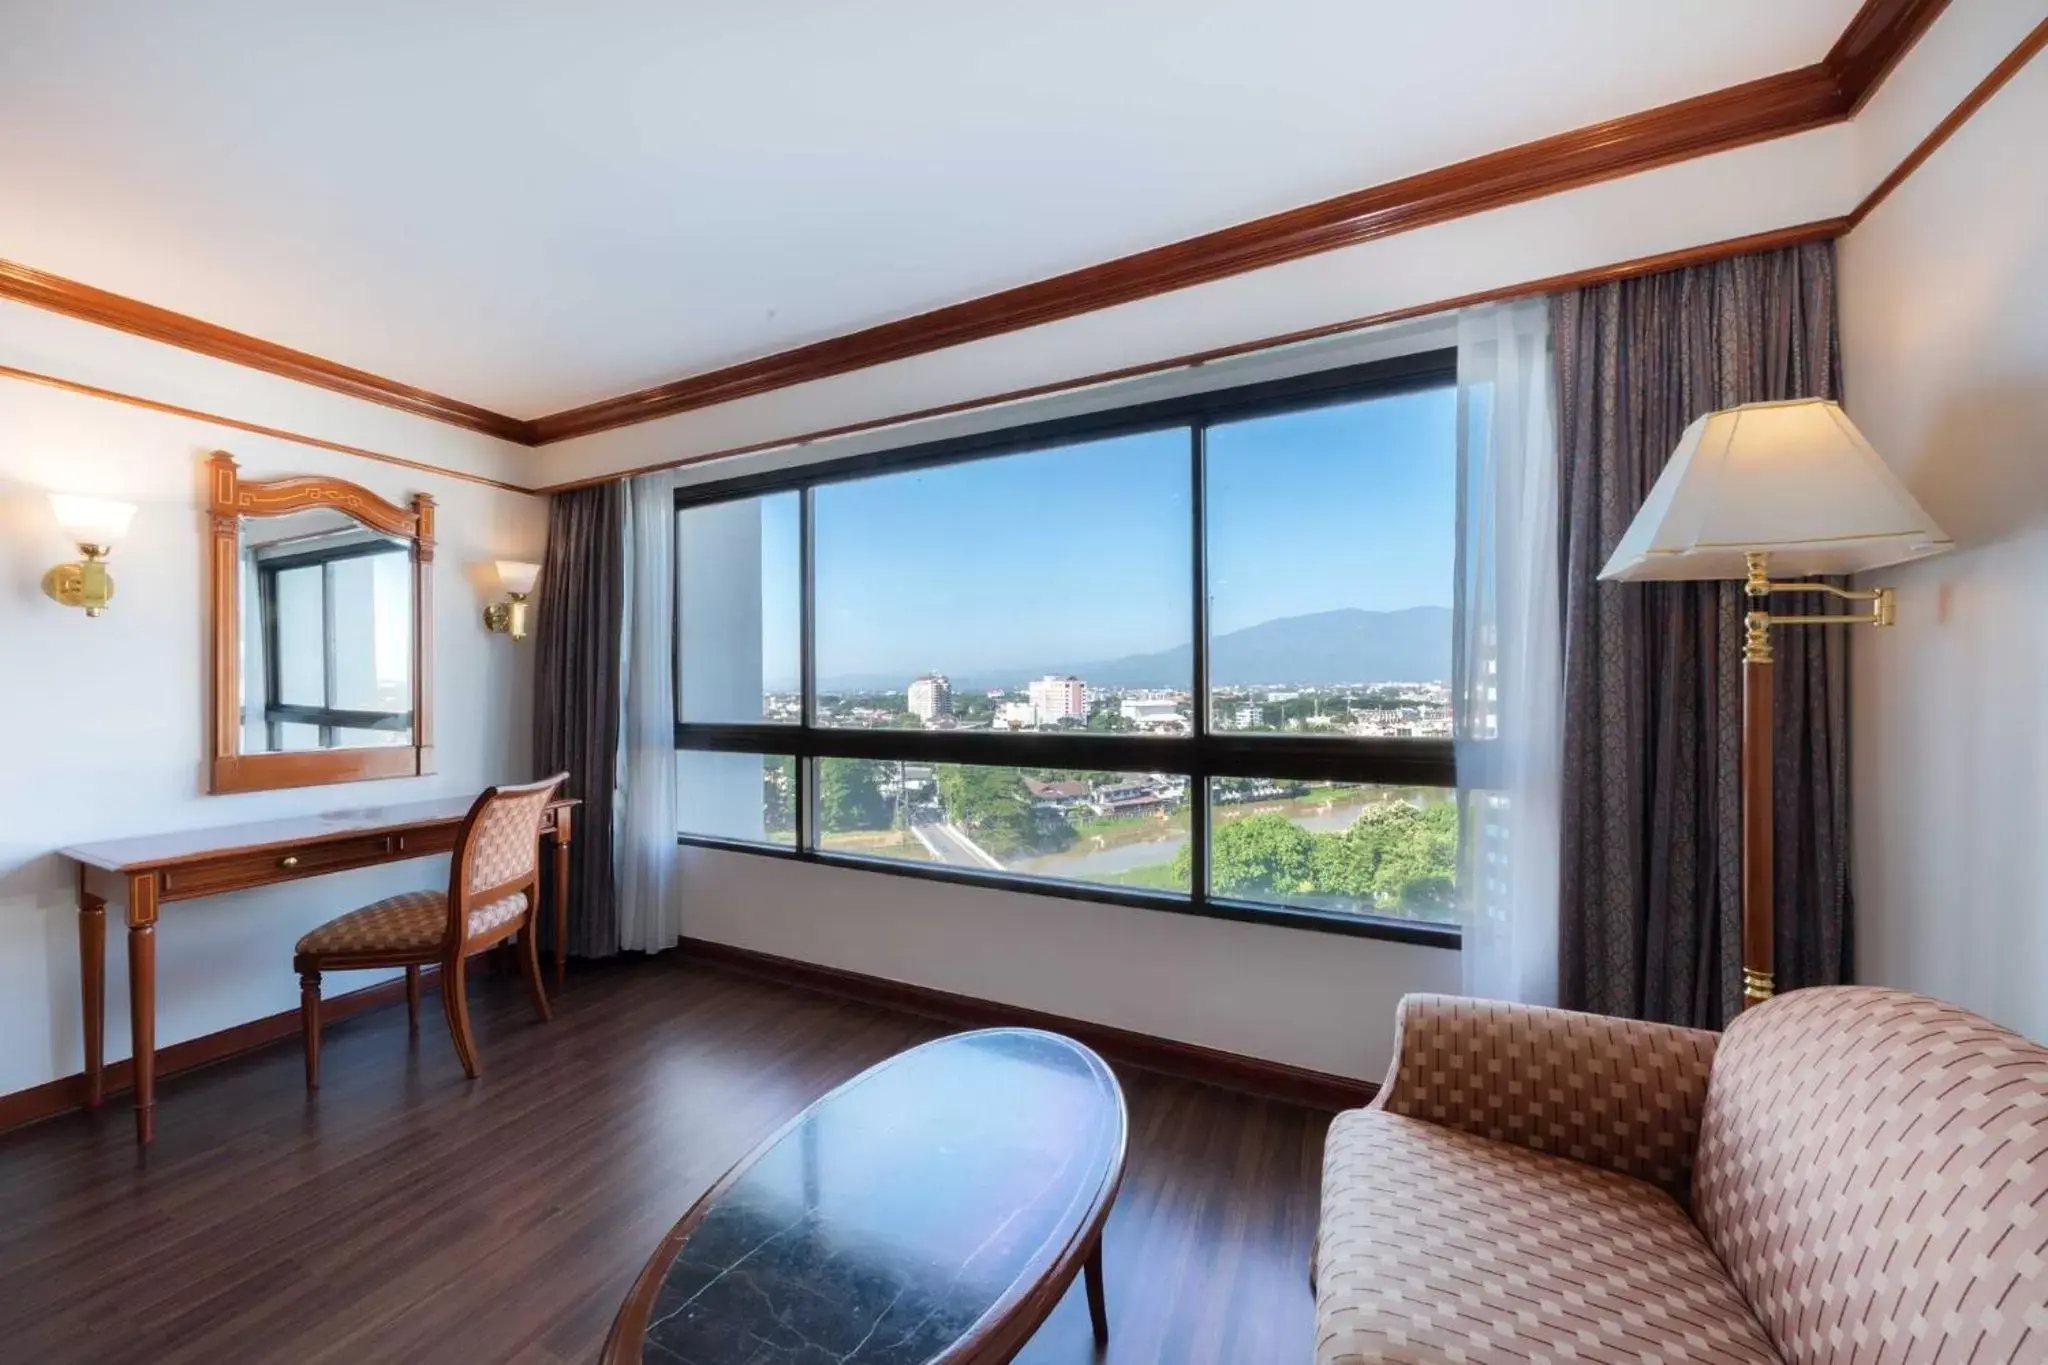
left=603, top=1028, right=1128, bottom=1364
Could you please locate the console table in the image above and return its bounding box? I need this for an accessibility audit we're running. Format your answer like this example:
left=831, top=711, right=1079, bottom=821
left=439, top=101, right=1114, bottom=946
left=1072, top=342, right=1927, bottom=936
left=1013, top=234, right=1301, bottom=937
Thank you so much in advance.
left=61, top=794, right=578, bottom=1146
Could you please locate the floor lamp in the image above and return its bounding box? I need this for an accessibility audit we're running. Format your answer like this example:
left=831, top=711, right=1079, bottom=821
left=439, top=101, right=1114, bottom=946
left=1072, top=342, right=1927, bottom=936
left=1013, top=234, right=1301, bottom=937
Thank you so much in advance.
left=1598, top=398, right=1952, bottom=1011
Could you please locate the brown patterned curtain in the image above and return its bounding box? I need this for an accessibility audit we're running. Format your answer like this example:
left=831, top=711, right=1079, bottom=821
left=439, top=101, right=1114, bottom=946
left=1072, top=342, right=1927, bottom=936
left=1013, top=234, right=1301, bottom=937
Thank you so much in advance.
left=1555, top=241, right=1851, bottom=1028
left=533, top=483, right=628, bottom=961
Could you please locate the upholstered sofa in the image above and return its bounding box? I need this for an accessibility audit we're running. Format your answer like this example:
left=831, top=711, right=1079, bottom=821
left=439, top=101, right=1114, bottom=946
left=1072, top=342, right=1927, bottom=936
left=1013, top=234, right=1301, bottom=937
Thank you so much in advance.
left=1316, top=988, right=2048, bottom=1364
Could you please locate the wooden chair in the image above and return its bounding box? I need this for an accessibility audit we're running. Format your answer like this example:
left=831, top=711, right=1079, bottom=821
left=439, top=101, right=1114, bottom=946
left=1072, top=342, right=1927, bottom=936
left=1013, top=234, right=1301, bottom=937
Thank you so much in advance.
left=294, top=774, right=569, bottom=1087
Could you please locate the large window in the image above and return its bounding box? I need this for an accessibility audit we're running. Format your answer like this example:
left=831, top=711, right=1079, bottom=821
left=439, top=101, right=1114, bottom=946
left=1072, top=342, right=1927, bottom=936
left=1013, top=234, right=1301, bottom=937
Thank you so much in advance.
left=674, top=351, right=1460, bottom=943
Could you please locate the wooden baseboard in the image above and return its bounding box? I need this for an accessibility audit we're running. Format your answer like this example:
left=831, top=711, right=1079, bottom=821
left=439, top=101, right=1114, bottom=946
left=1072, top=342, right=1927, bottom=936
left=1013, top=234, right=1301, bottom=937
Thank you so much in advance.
left=0, top=969, right=436, bottom=1136
left=679, top=937, right=1379, bottom=1112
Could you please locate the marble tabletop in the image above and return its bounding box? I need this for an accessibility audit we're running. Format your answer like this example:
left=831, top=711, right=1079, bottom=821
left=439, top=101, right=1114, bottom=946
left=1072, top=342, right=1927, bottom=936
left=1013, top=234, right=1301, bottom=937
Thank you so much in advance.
left=617, top=1028, right=1127, bottom=1364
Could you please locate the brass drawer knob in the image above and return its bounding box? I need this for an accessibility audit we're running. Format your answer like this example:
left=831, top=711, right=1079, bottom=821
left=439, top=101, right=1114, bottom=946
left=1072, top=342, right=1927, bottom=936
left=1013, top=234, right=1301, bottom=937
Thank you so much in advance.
left=279, top=855, right=301, bottom=870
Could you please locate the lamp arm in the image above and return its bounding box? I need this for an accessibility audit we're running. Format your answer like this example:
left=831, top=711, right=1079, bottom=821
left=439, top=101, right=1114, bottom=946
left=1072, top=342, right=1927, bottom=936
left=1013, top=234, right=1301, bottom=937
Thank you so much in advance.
left=1761, top=580, right=1885, bottom=603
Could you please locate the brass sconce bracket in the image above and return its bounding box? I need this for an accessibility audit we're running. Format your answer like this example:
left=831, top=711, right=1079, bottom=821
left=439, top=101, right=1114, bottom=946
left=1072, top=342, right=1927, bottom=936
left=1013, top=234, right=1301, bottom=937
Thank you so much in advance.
left=483, top=594, right=531, bottom=641
left=42, top=545, right=116, bottom=617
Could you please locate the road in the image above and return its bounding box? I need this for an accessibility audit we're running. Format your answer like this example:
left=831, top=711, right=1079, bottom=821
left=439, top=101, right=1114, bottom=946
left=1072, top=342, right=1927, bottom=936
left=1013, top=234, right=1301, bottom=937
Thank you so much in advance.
left=912, top=822, right=1004, bottom=870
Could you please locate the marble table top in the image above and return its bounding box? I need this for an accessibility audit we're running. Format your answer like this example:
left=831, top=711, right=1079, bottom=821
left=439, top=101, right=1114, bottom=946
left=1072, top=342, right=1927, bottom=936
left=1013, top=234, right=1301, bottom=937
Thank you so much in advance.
left=611, top=1028, right=1127, bottom=1364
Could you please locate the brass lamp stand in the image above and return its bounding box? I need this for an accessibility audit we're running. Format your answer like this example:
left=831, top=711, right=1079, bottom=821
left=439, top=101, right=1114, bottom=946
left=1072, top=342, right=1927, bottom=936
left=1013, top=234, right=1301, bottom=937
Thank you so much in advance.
left=1738, top=551, right=1894, bottom=1007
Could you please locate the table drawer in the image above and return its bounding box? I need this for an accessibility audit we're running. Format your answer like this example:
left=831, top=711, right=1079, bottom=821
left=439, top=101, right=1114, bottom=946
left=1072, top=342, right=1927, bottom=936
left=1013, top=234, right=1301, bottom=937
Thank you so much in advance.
left=159, top=830, right=437, bottom=900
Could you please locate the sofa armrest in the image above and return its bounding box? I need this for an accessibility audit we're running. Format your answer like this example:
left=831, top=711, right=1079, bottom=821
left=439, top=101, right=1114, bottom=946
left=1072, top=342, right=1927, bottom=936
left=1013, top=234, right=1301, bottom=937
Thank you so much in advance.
left=1372, top=994, right=1718, bottom=1202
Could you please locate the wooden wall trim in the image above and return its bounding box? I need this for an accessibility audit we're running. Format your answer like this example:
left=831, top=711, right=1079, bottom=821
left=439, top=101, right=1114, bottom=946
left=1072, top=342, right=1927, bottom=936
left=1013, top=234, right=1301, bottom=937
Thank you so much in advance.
left=0, top=0, right=1995, bottom=476
left=531, top=217, right=1850, bottom=493
left=525, top=71, right=1848, bottom=444
left=525, top=0, right=1947, bottom=446
left=0, top=362, right=533, bottom=495
left=0, top=1, right=1945, bottom=455
left=1827, top=0, right=1952, bottom=116
left=1849, top=11, right=2048, bottom=227
left=0, top=258, right=533, bottom=443
left=681, top=937, right=1380, bottom=1112
left=0, top=970, right=433, bottom=1135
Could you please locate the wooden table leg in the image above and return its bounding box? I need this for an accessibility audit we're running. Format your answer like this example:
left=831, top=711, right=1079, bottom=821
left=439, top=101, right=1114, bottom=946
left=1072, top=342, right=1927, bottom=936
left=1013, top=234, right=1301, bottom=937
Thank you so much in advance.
left=77, top=867, right=106, bottom=1109
left=1084, top=1238, right=1108, bottom=1345
left=127, top=872, right=159, bottom=1147
left=552, top=808, right=574, bottom=989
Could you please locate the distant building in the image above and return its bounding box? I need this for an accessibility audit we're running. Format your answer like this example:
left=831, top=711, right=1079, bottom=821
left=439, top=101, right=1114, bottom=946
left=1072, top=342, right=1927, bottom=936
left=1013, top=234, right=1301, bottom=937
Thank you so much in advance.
left=996, top=700, right=1036, bottom=729
left=1234, top=702, right=1263, bottom=728
left=1023, top=777, right=1090, bottom=810
left=1027, top=675, right=1087, bottom=723
left=907, top=674, right=952, bottom=721
left=1120, top=698, right=1183, bottom=729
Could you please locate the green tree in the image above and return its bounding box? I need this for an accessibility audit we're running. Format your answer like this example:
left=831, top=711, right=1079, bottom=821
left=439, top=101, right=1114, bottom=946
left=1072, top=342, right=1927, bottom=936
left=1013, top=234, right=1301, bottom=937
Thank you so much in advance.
left=1086, top=704, right=1133, bottom=732
left=820, top=758, right=890, bottom=832
left=1176, top=814, right=1316, bottom=899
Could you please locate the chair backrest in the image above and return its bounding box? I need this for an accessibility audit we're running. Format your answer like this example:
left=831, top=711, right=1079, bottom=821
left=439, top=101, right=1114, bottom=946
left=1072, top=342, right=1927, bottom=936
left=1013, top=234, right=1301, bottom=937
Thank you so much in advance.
left=1693, top=986, right=2048, bottom=1365
left=449, top=773, right=567, bottom=931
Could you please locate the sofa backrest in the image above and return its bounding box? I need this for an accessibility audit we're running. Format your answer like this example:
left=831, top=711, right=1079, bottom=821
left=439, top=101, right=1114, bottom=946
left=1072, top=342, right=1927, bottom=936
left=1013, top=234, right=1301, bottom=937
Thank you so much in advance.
left=1694, top=986, right=2048, bottom=1364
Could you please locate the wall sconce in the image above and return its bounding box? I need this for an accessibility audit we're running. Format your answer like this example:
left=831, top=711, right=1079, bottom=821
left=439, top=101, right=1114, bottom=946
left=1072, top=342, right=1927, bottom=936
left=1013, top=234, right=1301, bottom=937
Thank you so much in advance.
left=483, top=560, right=541, bottom=640
left=42, top=494, right=138, bottom=617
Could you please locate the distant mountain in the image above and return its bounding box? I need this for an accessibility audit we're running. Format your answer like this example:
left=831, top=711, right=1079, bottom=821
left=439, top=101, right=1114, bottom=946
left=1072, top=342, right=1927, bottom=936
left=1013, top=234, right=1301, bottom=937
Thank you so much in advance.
left=811, top=607, right=1451, bottom=694
left=1072, top=607, right=1451, bottom=689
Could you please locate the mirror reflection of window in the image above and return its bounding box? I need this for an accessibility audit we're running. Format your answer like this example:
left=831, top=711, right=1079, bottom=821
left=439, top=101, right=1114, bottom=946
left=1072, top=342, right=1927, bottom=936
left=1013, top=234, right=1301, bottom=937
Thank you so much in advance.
left=237, top=509, right=414, bottom=755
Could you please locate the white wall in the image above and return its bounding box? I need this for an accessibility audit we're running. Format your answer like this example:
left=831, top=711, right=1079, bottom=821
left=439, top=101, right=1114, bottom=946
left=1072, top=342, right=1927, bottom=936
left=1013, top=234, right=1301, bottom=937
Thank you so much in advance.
left=1839, top=40, right=2048, bottom=1041
left=0, top=307, right=545, bottom=1096
left=680, top=845, right=1459, bottom=1082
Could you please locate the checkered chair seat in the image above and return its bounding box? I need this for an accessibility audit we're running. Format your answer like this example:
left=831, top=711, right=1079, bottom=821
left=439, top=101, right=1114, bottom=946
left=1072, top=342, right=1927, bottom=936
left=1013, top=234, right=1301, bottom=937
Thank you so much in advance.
left=1317, top=1107, right=1783, bottom=1364
left=296, top=888, right=528, bottom=957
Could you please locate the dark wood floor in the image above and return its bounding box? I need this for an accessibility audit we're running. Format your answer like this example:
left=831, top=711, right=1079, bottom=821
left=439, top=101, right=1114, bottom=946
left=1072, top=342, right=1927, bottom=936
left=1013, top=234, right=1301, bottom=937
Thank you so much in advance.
left=0, top=955, right=1329, bottom=1364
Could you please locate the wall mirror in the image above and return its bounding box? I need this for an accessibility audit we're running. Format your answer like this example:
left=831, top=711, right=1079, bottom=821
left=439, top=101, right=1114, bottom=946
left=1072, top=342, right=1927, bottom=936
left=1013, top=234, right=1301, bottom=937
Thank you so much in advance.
left=208, top=451, right=435, bottom=793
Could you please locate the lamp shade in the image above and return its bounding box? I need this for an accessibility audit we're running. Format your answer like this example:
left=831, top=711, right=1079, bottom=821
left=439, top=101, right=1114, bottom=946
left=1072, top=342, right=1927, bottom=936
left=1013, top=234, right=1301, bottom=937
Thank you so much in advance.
left=48, top=494, right=138, bottom=547
left=1598, top=398, right=1951, bottom=581
left=495, top=560, right=541, bottom=596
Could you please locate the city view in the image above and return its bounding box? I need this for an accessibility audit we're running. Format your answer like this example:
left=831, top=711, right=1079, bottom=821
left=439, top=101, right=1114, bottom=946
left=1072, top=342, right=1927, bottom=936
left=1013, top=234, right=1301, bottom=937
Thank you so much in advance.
left=680, top=384, right=1462, bottom=925
left=740, top=660, right=1458, bottom=924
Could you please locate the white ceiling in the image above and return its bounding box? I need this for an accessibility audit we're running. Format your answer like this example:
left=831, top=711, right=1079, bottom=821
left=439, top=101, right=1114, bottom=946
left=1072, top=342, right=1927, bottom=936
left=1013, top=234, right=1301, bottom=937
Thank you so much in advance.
left=0, top=1, right=1863, bottom=418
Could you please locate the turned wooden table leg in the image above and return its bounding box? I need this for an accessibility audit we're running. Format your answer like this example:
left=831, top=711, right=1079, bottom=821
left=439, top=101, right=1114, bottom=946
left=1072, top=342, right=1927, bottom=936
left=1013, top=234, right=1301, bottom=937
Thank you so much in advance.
left=1084, top=1238, right=1108, bottom=1345
left=77, top=867, right=106, bottom=1109
left=127, top=872, right=160, bottom=1146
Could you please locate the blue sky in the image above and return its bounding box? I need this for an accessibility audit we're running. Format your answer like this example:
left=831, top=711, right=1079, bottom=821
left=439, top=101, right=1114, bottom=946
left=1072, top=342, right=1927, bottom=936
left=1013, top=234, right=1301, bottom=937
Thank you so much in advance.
left=736, top=385, right=1454, bottom=688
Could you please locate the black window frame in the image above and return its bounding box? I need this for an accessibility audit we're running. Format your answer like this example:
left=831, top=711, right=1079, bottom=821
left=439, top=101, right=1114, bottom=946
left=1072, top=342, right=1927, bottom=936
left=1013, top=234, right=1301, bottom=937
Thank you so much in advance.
left=673, top=347, right=1461, bottom=948
left=255, top=537, right=416, bottom=749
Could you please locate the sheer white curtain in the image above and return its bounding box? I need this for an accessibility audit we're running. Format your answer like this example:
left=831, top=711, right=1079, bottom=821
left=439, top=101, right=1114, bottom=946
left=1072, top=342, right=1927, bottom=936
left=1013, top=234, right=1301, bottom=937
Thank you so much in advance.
left=616, top=470, right=682, bottom=952
left=1454, top=299, right=1561, bottom=1004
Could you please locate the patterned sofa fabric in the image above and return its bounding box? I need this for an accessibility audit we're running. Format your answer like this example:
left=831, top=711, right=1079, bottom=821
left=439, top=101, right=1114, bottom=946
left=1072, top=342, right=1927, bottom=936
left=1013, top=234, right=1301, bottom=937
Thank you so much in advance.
left=1316, top=1108, right=1782, bottom=1364
left=1375, top=994, right=1720, bottom=1203
left=1694, top=988, right=2048, bottom=1365
left=1323, top=989, right=2048, bottom=1365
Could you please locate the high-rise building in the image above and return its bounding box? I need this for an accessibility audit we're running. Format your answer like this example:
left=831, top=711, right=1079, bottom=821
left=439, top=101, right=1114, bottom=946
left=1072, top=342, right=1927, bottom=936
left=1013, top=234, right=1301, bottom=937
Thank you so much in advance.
left=1027, top=675, right=1087, bottom=723
left=907, top=673, right=952, bottom=721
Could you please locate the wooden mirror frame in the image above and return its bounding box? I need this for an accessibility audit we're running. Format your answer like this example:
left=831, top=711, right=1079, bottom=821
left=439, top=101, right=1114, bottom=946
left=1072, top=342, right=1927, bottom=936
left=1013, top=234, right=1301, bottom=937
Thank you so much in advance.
left=207, top=451, right=436, bottom=794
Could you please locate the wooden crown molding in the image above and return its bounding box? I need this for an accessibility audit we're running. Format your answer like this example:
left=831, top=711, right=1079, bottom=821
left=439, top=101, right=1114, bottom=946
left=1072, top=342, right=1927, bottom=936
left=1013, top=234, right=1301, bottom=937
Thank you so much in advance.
left=524, top=0, right=1950, bottom=445
left=0, top=0, right=1970, bottom=469
left=0, top=0, right=1945, bottom=455
left=0, top=257, right=534, bottom=443
left=1827, top=0, right=1953, bottom=116
left=530, top=216, right=1852, bottom=494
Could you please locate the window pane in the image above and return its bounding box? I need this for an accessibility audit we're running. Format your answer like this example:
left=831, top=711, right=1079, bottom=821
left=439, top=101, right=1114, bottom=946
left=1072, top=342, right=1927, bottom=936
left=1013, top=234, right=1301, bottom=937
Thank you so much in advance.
left=272, top=565, right=324, bottom=706
left=677, top=491, right=801, bottom=723
left=328, top=549, right=413, bottom=716
left=677, top=751, right=796, bottom=846
left=818, top=761, right=1189, bottom=895
left=812, top=431, right=1192, bottom=732
left=275, top=720, right=322, bottom=751
left=1205, top=389, right=1455, bottom=736
left=331, top=725, right=410, bottom=748
left=1207, top=780, right=1458, bottom=924
left=813, top=759, right=934, bottom=864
